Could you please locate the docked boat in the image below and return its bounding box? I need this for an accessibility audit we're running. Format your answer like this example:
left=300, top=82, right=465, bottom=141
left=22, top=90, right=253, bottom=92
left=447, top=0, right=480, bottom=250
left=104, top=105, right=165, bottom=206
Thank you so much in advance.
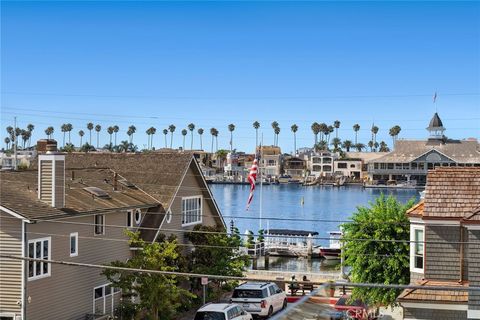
left=318, top=231, right=342, bottom=260
left=265, top=229, right=318, bottom=257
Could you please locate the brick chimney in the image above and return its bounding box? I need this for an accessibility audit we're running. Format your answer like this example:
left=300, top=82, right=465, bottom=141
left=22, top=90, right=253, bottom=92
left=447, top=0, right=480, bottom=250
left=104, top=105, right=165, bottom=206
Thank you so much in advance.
left=37, top=140, right=65, bottom=208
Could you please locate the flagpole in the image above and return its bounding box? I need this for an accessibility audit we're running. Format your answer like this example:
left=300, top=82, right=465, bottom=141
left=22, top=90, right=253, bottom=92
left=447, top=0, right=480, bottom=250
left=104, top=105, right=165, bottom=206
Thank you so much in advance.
left=259, top=133, right=263, bottom=231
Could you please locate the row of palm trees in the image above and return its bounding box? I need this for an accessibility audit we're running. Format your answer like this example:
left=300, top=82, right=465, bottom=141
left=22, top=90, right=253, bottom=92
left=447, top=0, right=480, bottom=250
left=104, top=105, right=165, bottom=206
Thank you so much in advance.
left=5, top=124, right=35, bottom=150
left=4, top=120, right=401, bottom=154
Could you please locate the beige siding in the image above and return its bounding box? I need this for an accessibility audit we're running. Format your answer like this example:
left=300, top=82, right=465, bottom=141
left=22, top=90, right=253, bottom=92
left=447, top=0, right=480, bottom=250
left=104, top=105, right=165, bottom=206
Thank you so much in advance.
left=162, top=161, right=224, bottom=244
left=0, top=211, right=23, bottom=316
left=26, top=211, right=132, bottom=320
left=54, top=160, right=65, bottom=208
left=39, top=160, right=52, bottom=204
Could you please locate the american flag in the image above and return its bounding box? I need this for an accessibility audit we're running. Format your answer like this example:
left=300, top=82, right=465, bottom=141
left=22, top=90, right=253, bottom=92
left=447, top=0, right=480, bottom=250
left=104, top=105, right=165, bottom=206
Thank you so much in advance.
left=433, top=92, right=437, bottom=103
left=246, top=158, right=258, bottom=210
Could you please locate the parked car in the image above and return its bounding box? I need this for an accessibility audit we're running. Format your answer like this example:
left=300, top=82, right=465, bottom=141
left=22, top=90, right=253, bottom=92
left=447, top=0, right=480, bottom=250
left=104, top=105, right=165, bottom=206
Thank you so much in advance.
left=194, top=303, right=253, bottom=320
left=231, top=282, right=287, bottom=318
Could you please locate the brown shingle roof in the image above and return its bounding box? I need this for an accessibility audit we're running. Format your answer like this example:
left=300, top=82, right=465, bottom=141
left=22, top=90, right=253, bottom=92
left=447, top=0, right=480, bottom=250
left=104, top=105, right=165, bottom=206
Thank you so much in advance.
left=407, top=200, right=425, bottom=217
left=61, top=152, right=195, bottom=211
left=423, top=168, right=480, bottom=219
left=398, top=280, right=468, bottom=304
left=372, top=139, right=480, bottom=163
left=0, top=168, right=160, bottom=220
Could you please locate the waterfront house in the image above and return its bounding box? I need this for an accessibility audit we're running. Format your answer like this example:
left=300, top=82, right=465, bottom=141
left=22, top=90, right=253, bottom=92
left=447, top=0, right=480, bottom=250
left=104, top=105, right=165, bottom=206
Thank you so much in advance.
left=223, top=152, right=247, bottom=182
left=0, top=141, right=225, bottom=320
left=333, top=159, right=362, bottom=180
left=283, top=156, right=306, bottom=180
left=368, top=113, right=480, bottom=185
left=308, top=151, right=338, bottom=178
left=397, top=167, right=480, bottom=319
left=0, top=150, right=36, bottom=170
left=257, top=146, right=282, bottom=179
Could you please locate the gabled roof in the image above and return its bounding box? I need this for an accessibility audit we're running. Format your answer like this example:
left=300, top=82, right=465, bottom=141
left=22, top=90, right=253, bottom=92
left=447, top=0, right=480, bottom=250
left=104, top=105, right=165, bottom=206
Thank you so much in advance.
left=406, top=201, right=425, bottom=218
left=422, top=168, right=480, bottom=219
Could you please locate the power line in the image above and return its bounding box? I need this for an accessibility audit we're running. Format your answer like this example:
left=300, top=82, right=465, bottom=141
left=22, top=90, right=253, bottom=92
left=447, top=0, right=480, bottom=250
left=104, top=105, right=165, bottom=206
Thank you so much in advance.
left=2, top=255, right=479, bottom=292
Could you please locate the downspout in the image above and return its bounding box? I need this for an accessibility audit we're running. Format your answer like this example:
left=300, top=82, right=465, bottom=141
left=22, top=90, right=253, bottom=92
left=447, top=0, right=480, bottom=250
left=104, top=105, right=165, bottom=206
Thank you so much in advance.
left=22, top=221, right=28, bottom=319
left=459, top=225, right=464, bottom=283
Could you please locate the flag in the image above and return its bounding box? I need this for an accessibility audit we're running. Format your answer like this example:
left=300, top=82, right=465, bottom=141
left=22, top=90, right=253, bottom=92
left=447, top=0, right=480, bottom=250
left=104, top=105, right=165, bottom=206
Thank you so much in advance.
left=433, top=92, right=437, bottom=103
left=246, top=158, right=258, bottom=210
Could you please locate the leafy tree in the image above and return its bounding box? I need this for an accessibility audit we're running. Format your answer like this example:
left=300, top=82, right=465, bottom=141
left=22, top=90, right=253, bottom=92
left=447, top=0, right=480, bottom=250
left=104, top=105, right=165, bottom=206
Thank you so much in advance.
left=168, top=124, right=176, bottom=148
left=342, top=139, right=353, bottom=152
left=128, top=125, right=137, bottom=144
left=333, top=120, right=341, bottom=138
left=113, top=125, right=119, bottom=146
left=274, top=126, right=280, bottom=146
left=253, top=121, right=260, bottom=148
left=290, top=124, right=298, bottom=155
left=103, top=231, right=194, bottom=320
left=4, top=137, right=10, bottom=149
left=311, top=122, right=320, bottom=145
left=78, top=130, right=85, bottom=146
left=107, top=126, right=114, bottom=145
left=331, top=137, right=342, bottom=152
left=87, top=122, right=94, bottom=144
left=187, top=225, right=248, bottom=279
left=188, top=123, right=195, bottom=150
left=163, top=128, right=169, bottom=148
left=379, top=141, right=390, bottom=152
left=95, top=124, right=101, bottom=148
left=342, top=194, right=415, bottom=306
left=353, top=124, right=360, bottom=144
left=181, top=129, right=188, bottom=149
left=197, top=128, right=204, bottom=150
left=228, top=123, right=235, bottom=152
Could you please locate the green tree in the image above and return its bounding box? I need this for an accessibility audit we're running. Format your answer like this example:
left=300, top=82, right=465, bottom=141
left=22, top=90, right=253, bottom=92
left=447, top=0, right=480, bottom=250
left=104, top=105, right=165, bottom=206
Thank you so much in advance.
left=198, top=128, right=204, bottom=150
left=103, top=231, right=194, bottom=320
left=95, top=124, right=101, bottom=148
left=228, top=123, right=235, bottom=152
left=4, top=137, right=10, bottom=149
left=379, top=141, right=390, bottom=152
left=187, top=225, right=248, bottom=278
left=78, top=130, right=85, bottom=146
left=87, top=122, right=94, bottom=144
left=188, top=123, right=195, bottom=150
left=353, top=124, right=360, bottom=144
left=26, top=123, right=34, bottom=147
left=274, top=126, right=280, bottom=147
left=168, top=124, right=176, bottom=148
left=331, top=137, right=342, bottom=152
left=128, top=125, right=137, bottom=144
left=291, top=124, right=298, bottom=155
left=253, top=121, right=260, bottom=148
left=311, top=122, right=320, bottom=145
left=163, top=128, right=168, bottom=148
left=107, top=126, right=114, bottom=146
left=333, top=120, right=341, bottom=138
left=181, top=129, right=188, bottom=150
left=342, top=194, right=415, bottom=306
left=113, top=125, right=119, bottom=146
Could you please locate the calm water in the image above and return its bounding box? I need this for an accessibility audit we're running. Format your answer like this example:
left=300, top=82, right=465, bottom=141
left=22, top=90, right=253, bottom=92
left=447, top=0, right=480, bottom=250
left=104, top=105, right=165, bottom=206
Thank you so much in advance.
left=210, top=184, right=420, bottom=247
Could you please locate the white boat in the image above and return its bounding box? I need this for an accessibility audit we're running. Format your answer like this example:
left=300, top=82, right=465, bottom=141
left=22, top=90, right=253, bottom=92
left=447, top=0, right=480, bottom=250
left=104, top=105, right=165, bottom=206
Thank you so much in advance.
left=318, top=231, right=342, bottom=260
left=265, top=229, right=318, bottom=257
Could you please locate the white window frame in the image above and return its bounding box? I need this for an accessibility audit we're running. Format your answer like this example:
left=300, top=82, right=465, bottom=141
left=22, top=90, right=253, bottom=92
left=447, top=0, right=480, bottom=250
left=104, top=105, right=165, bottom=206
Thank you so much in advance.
left=410, top=224, right=425, bottom=273
left=70, top=232, right=78, bottom=257
left=28, top=237, right=51, bottom=281
left=134, top=209, right=142, bottom=224
left=181, top=195, right=203, bottom=227
left=94, top=214, right=105, bottom=235
left=93, top=283, right=121, bottom=315
left=127, top=210, right=134, bottom=228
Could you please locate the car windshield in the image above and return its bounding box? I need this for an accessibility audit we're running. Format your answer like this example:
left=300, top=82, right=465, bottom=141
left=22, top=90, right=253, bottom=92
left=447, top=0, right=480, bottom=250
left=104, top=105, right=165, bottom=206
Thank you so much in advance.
left=232, top=289, right=264, bottom=299
left=194, top=311, right=226, bottom=320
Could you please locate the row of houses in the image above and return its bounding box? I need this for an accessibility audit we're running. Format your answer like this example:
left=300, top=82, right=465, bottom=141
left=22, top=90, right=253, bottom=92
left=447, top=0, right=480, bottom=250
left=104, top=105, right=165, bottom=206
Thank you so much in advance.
left=0, top=140, right=225, bottom=320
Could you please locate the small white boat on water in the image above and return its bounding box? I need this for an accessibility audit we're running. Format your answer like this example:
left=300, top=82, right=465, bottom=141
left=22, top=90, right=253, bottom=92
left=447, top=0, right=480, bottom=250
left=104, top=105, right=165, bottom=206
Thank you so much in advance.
left=317, top=231, right=342, bottom=260
left=265, top=229, right=318, bottom=257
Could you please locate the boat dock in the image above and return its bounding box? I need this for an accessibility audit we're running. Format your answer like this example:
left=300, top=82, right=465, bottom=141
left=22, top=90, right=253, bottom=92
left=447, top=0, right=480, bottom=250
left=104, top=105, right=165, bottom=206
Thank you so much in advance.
left=245, top=269, right=342, bottom=283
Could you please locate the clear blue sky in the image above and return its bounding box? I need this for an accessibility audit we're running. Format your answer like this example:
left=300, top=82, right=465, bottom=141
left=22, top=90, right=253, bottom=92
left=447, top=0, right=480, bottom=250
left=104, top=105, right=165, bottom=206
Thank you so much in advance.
left=1, top=1, right=479, bottom=152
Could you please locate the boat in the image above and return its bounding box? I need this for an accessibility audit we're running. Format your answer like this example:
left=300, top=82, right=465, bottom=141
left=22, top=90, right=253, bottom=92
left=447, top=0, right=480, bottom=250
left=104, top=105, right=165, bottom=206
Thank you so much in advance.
left=318, top=231, right=342, bottom=260
left=278, top=175, right=293, bottom=184
left=265, top=229, right=319, bottom=257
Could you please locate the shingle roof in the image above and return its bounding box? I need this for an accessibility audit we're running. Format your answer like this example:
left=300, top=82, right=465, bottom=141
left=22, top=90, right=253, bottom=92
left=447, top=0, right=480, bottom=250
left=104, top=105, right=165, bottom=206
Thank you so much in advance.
left=0, top=168, right=159, bottom=220
left=59, top=152, right=195, bottom=211
left=398, top=280, right=468, bottom=304
left=406, top=201, right=425, bottom=217
left=428, top=112, right=444, bottom=129
left=371, top=139, right=480, bottom=163
left=423, top=168, right=480, bottom=219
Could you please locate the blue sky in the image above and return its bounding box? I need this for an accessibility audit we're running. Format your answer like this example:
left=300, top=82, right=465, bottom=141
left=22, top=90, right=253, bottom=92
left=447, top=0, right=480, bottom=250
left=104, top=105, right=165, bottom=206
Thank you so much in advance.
left=1, top=1, right=479, bottom=152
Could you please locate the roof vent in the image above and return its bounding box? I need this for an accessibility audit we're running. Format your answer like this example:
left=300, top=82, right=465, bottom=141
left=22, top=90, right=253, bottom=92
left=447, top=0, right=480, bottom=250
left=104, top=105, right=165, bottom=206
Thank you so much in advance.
left=83, top=187, right=111, bottom=199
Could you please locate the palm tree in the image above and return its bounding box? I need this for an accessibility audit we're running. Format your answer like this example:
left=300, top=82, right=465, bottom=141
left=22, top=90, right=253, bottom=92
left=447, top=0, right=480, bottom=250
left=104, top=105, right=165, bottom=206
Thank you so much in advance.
left=253, top=121, right=260, bottom=148
left=318, top=123, right=328, bottom=142
left=61, top=124, right=67, bottom=146
left=181, top=129, right=188, bottom=150
left=368, top=140, right=374, bottom=152
left=331, top=137, right=342, bottom=152
left=27, top=123, right=34, bottom=147
left=271, top=121, right=279, bottom=146
left=150, top=127, right=156, bottom=149
left=128, top=125, right=136, bottom=144
left=168, top=124, right=176, bottom=148
left=4, top=137, right=10, bottom=149
left=379, top=141, right=389, bottom=152
left=66, top=123, right=73, bottom=144
left=311, top=122, right=320, bottom=145
left=326, top=125, right=334, bottom=145
left=79, top=130, right=85, bottom=146
left=354, top=143, right=366, bottom=152
left=315, top=140, right=328, bottom=152
left=188, top=123, right=195, bottom=150
left=210, top=128, right=216, bottom=153
left=228, top=124, right=235, bottom=152
left=333, top=120, right=341, bottom=138
left=274, top=126, right=280, bottom=147
left=87, top=122, right=94, bottom=144
left=198, top=128, right=204, bottom=150
left=107, top=126, right=114, bottom=146
left=6, top=126, right=14, bottom=142
left=145, top=127, right=151, bottom=149
left=44, top=127, right=54, bottom=139
left=371, top=125, right=379, bottom=151
left=342, top=140, right=353, bottom=152
left=291, top=124, right=298, bottom=155
left=389, top=125, right=401, bottom=147
left=353, top=124, right=360, bottom=144
left=120, top=140, right=129, bottom=152
left=21, top=130, right=30, bottom=149
left=162, top=129, right=168, bottom=148
left=213, top=128, right=219, bottom=152
left=113, top=125, right=119, bottom=146
left=95, top=124, right=101, bottom=148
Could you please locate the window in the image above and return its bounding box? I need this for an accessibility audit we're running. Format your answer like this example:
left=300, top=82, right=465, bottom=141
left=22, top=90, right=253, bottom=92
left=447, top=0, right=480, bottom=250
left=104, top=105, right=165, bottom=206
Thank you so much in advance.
left=410, top=225, right=424, bottom=273
left=28, top=237, right=51, bottom=280
left=127, top=210, right=133, bottom=227
left=182, top=196, right=202, bottom=226
left=70, top=232, right=78, bottom=257
left=268, top=285, right=276, bottom=296
left=94, top=215, right=105, bottom=235
left=337, top=163, right=347, bottom=169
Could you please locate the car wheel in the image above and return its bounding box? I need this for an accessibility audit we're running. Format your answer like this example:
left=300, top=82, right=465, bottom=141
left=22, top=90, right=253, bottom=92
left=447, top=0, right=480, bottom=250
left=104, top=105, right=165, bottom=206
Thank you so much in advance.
left=267, top=306, right=273, bottom=318
left=282, top=299, right=287, bottom=310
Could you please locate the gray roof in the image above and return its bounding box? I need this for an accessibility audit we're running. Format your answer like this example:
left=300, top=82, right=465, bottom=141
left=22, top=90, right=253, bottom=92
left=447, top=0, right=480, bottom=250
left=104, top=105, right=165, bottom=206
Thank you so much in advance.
left=371, top=139, right=480, bottom=163
left=428, top=112, right=444, bottom=129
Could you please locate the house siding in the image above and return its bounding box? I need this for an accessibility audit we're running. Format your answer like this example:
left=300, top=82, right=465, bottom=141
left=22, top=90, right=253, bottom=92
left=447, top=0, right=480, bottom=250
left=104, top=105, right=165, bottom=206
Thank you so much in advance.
left=26, top=211, right=131, bottom=320
left=468, top=229, right=480, bottom=312
left=162, top=161, right=224, bottom=245
left=404, top=307, right=467, bottom=320
left=425, top=226, right=461, bottom=281
left=410, top=272, right=424, bottom=282
left=0, top=211, right=23, bottom=316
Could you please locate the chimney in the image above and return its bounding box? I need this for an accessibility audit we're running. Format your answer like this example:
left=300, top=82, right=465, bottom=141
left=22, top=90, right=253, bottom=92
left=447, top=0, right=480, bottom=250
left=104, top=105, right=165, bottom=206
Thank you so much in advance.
left=38, top=140, right=65, bottom=208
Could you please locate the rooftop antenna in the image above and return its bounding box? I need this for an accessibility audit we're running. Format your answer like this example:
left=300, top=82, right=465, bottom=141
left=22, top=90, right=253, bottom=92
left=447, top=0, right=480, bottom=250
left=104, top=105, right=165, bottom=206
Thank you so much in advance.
left=14, top=116, right=18, bottom=171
